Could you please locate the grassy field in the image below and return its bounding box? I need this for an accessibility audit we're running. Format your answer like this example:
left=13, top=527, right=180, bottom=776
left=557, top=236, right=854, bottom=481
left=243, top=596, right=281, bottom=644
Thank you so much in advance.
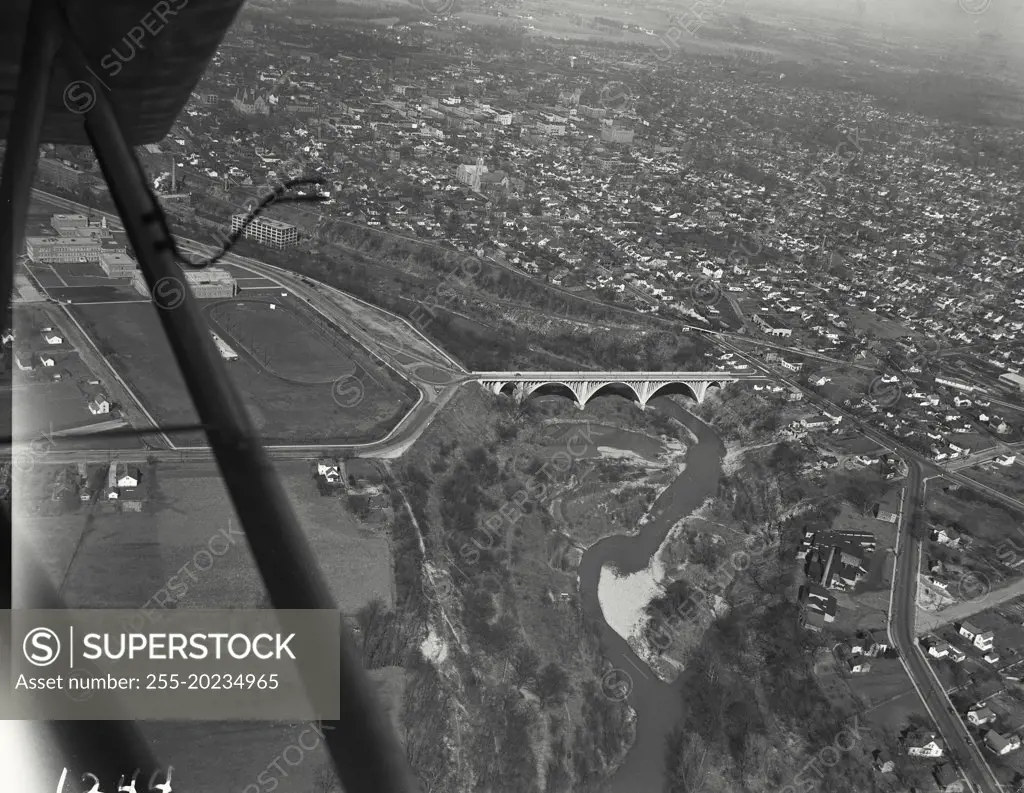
left=13, top=304, right=141, bottom=440
left=70, top=300, right=416, bottom=445
left=133, top=664, right=406, bottom=789
left=21, top=460, right=395, bottom=615
left=23, top=264, right=64, bottom=288
left=963, top=461, right=1024, bottom=505
left=929, top=481, right=1024, bottom=557
left=207, top=298, right=357, bottom=384
left=926, top=482, right=1024, bottom=591
left=18, top=453, right=402, bottom=790
left=846, top=307, right=913, bottom=340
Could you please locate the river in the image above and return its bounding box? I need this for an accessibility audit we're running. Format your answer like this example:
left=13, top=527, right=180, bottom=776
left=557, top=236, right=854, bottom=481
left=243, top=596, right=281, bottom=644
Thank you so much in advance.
left=573, top=397, right=726, bottom=793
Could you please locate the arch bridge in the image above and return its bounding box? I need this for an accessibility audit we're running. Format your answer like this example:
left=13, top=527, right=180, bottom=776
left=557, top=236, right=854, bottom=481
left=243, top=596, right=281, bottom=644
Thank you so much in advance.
left=474, top=370, right=769, bottom=409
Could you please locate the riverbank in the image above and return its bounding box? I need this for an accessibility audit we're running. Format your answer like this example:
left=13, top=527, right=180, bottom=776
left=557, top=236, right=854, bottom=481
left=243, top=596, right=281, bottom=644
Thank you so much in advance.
left=577, top=395, right=727, bottom=793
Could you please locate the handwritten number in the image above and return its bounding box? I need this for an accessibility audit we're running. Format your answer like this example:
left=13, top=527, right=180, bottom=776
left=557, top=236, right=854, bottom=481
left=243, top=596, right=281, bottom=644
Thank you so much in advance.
left=118, top=769, right=140, bottom=793
left=56, top=767, right=170, bottom=793
left=149, top=766, right=173, bottom=793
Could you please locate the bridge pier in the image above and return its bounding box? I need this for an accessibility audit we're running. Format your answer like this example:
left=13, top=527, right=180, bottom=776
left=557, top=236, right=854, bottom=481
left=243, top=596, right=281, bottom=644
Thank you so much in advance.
left=693, top=381, right=712, bottom=404
left=634, top=400, right=646, bottom=411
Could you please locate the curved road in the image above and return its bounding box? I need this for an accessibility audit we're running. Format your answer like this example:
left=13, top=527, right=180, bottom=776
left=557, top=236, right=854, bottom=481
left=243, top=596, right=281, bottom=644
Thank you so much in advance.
left=22, top=190, right=1023, bottom=792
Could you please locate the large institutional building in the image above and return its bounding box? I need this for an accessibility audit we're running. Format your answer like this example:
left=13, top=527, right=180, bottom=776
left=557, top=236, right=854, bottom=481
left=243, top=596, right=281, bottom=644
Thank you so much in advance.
left=99, top=251, right=137, bottom=277
left=25, top=236, right=102, bottom=263
left=133, top=267, right=237, bottom=300
left=26, top=213, right=127, bottom=265
left=600, top=126, right=635, bottom=144
left=230, top=214, right=298, bottom=248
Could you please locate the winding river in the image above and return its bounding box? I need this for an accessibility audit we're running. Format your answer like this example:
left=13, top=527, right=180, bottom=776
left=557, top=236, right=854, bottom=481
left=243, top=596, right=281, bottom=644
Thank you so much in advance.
left=574, top=397, right=726, bottom=793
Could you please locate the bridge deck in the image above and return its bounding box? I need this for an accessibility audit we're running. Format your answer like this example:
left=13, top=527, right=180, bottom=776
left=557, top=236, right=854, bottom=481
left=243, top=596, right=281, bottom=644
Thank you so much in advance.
left=472, top=371, right=767, bottom=379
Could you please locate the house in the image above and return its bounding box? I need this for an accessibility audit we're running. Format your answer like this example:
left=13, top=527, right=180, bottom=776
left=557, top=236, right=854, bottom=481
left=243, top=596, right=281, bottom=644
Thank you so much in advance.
left=38, top=353, right=55, bottom=367
left=985, top=731, right=1021, bottom=755
left=88, top=394, right=110, bottom=415
left=948, top=646, right=966, bottom=663
left=974, top=631, right=995, bottom=652
left=800, top=416, right=830, bottom=431
left=933, top=763, right=961, bottom=792
left=866, top=630, right=890, bottom=656
left=853, top=630, right=889, bottom=657
left=848, top=657, right=871, bottom=674
left=106, top=464, right=141, bottom=500
left=958, top=622, right=981, bottom=643
left=115, top=466, right=141, bottom=489
left=873, top=491, right=901, bottom=523
left=927, top=641, right=951, bottom=659
left=316, top=458, right=341, bottom=484
left=870, top=749, right=895, bottom=774
left=904, top=730, right=944, bottom=757
left=966, top=705, right=996, bottom=726
left=42, top=331, right=63, bottom=345
left=934, top=526, right=967, bottom=547
left=984, top=652, right=1000, bottom=665
left=800, top=582, right=837, bottom=623
left=821, top=543, right=867, bottom=590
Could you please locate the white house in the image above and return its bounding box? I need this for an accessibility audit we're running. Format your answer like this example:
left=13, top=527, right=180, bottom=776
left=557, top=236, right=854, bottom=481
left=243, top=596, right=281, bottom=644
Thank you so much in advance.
left=43, top=331, right=63, bottom=345
left=927, top=641, right=950, bottom=659
left=905, top=732, right=944, bottom=758
left=936, top=527, right=967, bottom=548
left=88, top=394, right=110, bottom=415
left=116, top=468, right=141, bottom=489
left=967, top=705, right=996, bottom=726
left=317, top=459, right=341, bottom=484
left=958, top=622, right=980, bottom=642
left=975, top=631, right=995, bottom=652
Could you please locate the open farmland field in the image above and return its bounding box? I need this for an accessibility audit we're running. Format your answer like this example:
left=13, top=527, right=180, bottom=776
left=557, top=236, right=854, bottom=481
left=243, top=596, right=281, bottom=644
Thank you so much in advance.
left=13, top=304, right=142, bottom=442
left=21, top=461, right=394, bottom=615
left=70, top=300, right=417, bottom=445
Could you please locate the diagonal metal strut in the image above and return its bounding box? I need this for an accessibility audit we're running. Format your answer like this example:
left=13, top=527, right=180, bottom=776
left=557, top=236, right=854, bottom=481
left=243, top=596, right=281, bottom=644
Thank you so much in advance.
left=7, top=2, right=421, bottom=791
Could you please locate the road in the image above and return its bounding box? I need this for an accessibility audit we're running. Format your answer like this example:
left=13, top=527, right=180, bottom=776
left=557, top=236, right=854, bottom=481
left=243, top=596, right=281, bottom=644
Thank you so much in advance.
left=717, top=338, right=1015, bottom=793
left=917, top=575, right=1024, bottom=636
left=889, top=464, right=1002, bottom=793
left=21, top=189, right=1024, bottom=792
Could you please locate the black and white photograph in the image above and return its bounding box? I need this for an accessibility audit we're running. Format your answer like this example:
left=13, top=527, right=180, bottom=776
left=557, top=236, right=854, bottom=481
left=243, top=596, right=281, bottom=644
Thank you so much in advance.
left=2, top=0, right=1024, bottom=791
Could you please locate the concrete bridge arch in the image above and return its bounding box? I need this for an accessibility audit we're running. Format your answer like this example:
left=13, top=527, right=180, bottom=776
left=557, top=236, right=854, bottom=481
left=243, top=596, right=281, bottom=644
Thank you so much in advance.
left=479, top=374, right=735, bottom=409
